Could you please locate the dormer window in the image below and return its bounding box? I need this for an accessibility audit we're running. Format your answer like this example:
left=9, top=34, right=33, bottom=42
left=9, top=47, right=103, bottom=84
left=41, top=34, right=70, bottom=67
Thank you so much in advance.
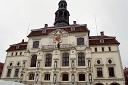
left=71, top=26, right=75, bottom=31
left=42, top=29, right=46, bottom=33
left=16, top=45, right=19, bottom=49
left=100, top=39, right=104, bottom=43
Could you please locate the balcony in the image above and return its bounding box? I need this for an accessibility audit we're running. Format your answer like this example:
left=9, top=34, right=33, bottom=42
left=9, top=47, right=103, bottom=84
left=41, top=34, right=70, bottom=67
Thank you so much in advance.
left=42, top=44, right=72, bottom=50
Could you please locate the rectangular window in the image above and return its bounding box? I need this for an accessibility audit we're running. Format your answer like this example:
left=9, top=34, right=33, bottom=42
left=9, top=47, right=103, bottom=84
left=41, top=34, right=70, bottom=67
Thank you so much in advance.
left=7, top=69, right=11, bottom=77
left=45, top=54, right=52, bottom=67
left=77, top=38, right=84, bottom=45
left=79, top=74, right=85, bottom=81
left=108, top=47, right=111, bottom=51
left=44, top=74, right=50, bottom=80
left=15, top=52, right=17, bottom=56
left=108, top=67, right=115, bottom=77
left=102, top=47, right=104, bottom=52
left=95, top=48, right=97, bottom=52
left=20, top=52, right=22, bottom=55
left=97, top=68, right=103, bottom=77
left=14, top=69, right=19, bottom=77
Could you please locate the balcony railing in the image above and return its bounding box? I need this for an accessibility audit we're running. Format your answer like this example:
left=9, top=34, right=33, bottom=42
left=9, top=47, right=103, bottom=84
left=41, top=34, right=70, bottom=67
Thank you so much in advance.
left=42, top=44, right=72, bottom=50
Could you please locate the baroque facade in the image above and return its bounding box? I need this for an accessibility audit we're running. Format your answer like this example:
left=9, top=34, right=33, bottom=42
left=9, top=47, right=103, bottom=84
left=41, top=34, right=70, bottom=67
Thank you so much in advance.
left=1, top=0, right=124, bottom=85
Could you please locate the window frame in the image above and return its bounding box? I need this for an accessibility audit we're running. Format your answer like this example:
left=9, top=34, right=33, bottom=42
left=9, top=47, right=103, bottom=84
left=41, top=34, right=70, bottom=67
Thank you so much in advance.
left=79, top=74, right=85, bottom=81
left=78, top=53, right=85, bottom=66
left=62, top=74, right=69, bottom=81
left=30, top=55, right=37, bottom=67
left=7, top=69, right=12, bottom=77
left=33, top=41, right=39, bottom=48
left=77, top=38, right=84, bottom=45
left=44, top=74, right=50, bottom=81
left=108, top=67, right=115, bottom=77
left=45, top=54, right=52, bottom=67
left=29, top=73, right=35, bottom=80
left=97, top=68, right=103, bottom=77
left=14, top=69, right=19, bottom=77
left=62, top=53, right=69, bottom=66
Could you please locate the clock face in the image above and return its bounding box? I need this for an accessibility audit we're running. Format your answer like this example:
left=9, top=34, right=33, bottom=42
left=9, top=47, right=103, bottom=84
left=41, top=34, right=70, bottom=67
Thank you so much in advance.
left=54, top=34, right=62, bottom=42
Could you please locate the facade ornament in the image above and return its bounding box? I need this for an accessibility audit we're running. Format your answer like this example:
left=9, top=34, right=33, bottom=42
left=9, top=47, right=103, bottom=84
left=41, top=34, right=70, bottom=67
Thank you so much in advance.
left=35, top=74, right=39, bottom=83
left=88, top=73, right=92, bottom=84
left=53, top=74, right=57, bottom=84
left=71, top=60, right=74, bottom=69
left=37, top=61, right=40, bottom=68
left=88, top=60, right=91, bottom=68
left=71, top=74, right=75, bottom=84
left=20, top=74, right=23, bottom=83
left=54, top=61, right=57, bottom=70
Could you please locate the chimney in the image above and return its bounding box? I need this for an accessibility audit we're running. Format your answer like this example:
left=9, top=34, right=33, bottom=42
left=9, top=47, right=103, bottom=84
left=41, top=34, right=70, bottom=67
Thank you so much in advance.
left=73, top=21, right=76, bottom=25
left=21, top=39, right=24, bottom=43
left=100, top=31, right=104, bottom=36
left=44, top=24, right=48, bottom=27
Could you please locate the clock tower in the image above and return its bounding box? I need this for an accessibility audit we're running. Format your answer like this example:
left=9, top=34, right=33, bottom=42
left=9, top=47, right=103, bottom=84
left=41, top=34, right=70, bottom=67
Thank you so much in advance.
left=54, top=0, right=70, bottom=27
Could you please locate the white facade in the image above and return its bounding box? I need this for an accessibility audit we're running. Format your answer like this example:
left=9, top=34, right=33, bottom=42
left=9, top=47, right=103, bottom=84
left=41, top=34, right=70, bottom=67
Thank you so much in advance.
left=1, top=26, right=125, bottom=85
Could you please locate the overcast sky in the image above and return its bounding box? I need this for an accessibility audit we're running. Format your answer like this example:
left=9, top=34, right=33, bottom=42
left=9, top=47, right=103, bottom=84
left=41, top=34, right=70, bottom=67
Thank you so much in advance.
left=0, top=0, right=128, bottom=68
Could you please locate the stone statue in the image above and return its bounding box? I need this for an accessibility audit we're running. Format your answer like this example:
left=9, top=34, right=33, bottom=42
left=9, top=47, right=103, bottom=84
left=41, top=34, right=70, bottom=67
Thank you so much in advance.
left=71, top=60, right=74, bottom=67
left=22, top=61, right=25, bottom=68
left=89, top=73, right=92, bottom=82
left=37, top=61, right=40, bottom=67
left=71, top=74, right=75, bottom=82
left=88, top=60, right=91, bottom=67
left=53, top=74, right=57, bottom=82
left=35, top=74, right=39, bottom=82
left=54, top=61, right=57, bottom=68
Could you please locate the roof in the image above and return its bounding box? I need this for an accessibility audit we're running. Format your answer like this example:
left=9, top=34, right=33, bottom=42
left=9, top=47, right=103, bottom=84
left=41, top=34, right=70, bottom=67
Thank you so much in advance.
left=89, top=36, right=120, bottom=45
left=6, top=39, right=27, bottom=51
left=27, top=24, right=89, bottom=37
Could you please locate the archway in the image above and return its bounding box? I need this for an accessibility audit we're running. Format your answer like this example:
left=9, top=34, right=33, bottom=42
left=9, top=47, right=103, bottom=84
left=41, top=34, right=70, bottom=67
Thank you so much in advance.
left=110, top=82, right=120, bottom=85
left=95, top=83, right=104, bottom=85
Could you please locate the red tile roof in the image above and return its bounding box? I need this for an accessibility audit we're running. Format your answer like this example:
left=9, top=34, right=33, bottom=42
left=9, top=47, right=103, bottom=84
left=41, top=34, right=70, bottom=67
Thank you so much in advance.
left=6, top=39, right=27, bottom=51
left=27, top=25, right=89, bottom=37
left=89, top=36, right=120, bottom=45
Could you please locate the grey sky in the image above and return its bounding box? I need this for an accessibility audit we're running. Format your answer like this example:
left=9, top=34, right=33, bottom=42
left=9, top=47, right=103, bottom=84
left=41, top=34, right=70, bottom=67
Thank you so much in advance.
left=0, top=0, right=128, bottom=68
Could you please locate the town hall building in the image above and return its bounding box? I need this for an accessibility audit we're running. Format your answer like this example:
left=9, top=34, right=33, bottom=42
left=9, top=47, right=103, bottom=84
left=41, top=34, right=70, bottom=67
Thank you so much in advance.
left=1, top=0, right=125, bottom=85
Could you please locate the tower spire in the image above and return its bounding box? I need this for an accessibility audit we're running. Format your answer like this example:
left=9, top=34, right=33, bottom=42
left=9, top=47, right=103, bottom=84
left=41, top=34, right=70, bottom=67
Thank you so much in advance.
left=54, top=0, right=70, bottom=27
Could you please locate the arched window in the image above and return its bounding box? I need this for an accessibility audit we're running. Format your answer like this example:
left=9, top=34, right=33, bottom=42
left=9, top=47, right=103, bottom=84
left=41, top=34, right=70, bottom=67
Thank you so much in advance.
left=62, top=53, right=69, bottom=66
left=59, top=11, right=63, bottom=16
left=29, top=73, right=35, bottom=80
left=77, top=38, right=84, bottom=45
left=44, top=74, right=50, bottom=80
left=79, top=74, right=85, bottom=81
left=30, top=55, right=37, bottom=67
left=78, top=53, right=85, bottom=66
left=62, top=74, right=68, bottom=81
left=45, top=54, right=52, bottom=67
left=64, top=12, right=67, bottom=17
left=33, top=41, right=39, bottom=48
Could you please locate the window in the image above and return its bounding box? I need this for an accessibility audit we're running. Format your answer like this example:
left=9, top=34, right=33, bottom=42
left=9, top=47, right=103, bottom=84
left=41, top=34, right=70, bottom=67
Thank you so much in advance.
left=17, top=62, right=20, bottom=66
left=20, top=52, right=22, bottom=55
left=9, top=62, right=13, bottom=66
left=102, top=47, right=104, bottom=52
left=7, top=69, right=11, bottom=77
left=78, top=53, right=85, bottom=66
left=30, top=55, right=37, bottom=67
left=97, top=60, right=101, bottom=64
left=108, top=67, right=115, bottom=77
left=79, top=74, right=85, bottom=81
left=97, top=68, right=103, bottom=77
left=14, top=69, right=19, bottom=77
left=77, top=38, right=84, bottom=45
left=44, top=74, right=50, bottom=80
left=95, top=48, right=97, bottom=52
left=108, top=59, right=112, bottom=64
left=33, top=41, right=39, bottom=48
left=108, top=47, right=111, bottom=51
left=62, top=74, right=68, bottom=81
left=62, top=53, right=69, bottom=66
left=15, top=52, right=17, bottom=56
left=71, top=27, right=75, bottom=31
left=29, top=73, right=35, bottom=80
left=100, top=39, right=104, bottom=43
left=45, top=54, right=52, bottom=67
left=11, top=53, right=13, bottom=56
